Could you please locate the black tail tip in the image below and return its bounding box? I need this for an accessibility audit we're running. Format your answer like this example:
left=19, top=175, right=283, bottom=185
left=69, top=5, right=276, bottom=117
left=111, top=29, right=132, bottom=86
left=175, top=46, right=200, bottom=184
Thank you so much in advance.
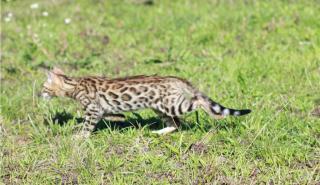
left=239, top=109, right=251, bottom=115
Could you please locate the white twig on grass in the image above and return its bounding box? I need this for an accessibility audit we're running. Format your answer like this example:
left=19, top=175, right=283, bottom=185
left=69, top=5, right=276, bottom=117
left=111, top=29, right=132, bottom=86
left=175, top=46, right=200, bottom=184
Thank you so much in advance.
left=64, top=18, right=71, bottom=24
left=42, top=11, right=49, bottom=16
left=30, top=3, right=39, bottom=9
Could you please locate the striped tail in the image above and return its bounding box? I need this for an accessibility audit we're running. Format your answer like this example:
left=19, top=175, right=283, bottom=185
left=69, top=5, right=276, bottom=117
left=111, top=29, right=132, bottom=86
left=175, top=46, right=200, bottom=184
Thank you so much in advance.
left=198, top=94, right=251, bottom=118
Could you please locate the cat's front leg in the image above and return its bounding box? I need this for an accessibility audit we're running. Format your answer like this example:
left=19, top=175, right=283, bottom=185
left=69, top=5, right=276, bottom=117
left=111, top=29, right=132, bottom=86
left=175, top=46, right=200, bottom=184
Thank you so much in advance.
left=76, top=103, right=103, bottom=138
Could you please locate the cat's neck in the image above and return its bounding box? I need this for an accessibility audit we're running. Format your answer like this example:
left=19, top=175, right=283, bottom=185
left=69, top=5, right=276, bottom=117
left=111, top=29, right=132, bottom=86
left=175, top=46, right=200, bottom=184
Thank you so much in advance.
left=60, top=76, right=78, bottom=98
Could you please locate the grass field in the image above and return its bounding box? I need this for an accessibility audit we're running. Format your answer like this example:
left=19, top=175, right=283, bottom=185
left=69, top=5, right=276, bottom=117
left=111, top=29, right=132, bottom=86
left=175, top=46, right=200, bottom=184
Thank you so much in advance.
left=1, top=0, right=320, bottom=184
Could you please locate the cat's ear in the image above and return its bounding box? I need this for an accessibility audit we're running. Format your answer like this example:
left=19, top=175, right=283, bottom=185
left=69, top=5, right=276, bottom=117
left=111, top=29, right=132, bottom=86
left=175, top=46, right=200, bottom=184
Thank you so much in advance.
left=46, top=70, right=60, bottom=84
left=52, top=67, right=64, bottom=75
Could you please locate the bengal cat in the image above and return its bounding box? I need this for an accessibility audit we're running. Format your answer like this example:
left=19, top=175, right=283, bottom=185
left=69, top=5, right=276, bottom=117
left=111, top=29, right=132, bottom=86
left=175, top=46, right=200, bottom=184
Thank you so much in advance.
left=40, top=67, right=251, bottom=137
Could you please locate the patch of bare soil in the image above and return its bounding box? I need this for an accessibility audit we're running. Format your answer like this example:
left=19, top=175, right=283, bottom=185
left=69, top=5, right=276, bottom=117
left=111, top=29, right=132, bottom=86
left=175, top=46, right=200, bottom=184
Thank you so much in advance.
left=146, top=171, right=179, bottom=184
left=189, top=141, right=208, bottom=154
left=2, top=163, right=24, bottom=185
left=55, top=172, right=79, bottom=185
left=311, top=106, right=320, bottom=117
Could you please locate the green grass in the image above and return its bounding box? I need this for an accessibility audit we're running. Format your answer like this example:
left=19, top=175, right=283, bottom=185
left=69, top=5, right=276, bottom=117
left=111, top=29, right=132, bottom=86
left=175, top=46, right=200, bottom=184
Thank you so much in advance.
left=1, top=0, right=320, bottom=184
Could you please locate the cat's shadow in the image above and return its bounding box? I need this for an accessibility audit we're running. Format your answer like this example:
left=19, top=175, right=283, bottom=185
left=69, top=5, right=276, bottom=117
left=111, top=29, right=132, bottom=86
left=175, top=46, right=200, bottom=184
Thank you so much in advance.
left=44, top=110, right=218, bottom=132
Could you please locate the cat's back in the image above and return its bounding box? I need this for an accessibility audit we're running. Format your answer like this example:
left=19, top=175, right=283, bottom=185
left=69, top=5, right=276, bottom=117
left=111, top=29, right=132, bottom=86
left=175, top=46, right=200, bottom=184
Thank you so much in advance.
left=75, top=75, right=195, bottom=96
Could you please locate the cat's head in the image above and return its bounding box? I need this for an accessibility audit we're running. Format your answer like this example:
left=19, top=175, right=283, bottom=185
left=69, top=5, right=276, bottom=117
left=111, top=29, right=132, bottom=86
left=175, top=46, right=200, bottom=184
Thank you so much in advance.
left=40, top=67, right=74, bottom=100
